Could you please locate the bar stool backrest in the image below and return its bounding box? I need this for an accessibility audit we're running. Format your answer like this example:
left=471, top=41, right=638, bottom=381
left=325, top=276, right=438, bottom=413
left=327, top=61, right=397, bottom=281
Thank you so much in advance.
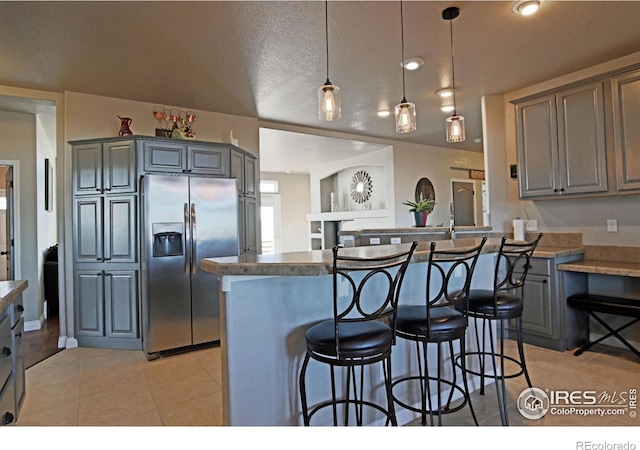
left=493, top=233, right=544, bottom=299
left=332, top=242, right=418, bottom=356
left=426, top=238, right=487, bottom=321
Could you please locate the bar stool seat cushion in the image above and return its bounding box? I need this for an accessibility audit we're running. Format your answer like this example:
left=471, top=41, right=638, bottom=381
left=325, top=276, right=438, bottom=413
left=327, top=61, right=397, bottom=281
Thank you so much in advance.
left=395, top=306, right=466, bottom=341
left=462, top=289, right=523, bottom=320
left=305, top=320, right=392, bottom=358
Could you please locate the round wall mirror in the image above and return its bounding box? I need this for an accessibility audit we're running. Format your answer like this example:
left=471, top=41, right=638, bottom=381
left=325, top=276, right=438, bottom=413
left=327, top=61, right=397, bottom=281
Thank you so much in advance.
left=350, top=170, right=373, bottom=204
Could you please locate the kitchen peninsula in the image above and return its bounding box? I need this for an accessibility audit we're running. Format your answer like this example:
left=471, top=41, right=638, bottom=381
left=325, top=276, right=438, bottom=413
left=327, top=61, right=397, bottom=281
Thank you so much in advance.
left=200, top=238, right=583, bottom=426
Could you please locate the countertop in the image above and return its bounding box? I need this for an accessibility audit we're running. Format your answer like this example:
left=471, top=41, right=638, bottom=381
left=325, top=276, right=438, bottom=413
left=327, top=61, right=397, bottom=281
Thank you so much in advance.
left=201, top=239, right=584, bottom=277
left=0, top=279, right=28, bottom=314
left=557, top=260, right=640, bottom=278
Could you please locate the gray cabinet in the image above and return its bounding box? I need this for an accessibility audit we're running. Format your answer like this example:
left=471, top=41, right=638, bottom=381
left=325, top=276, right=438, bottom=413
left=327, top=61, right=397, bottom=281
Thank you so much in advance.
left=0, top=290, right=24, bottom=426
left=515, top=80, right=608, bottom=198
left=75, top=269, right=138, bottom=341
left=507, top=255, right=586, bottom=351
left=611, top=69, right=640, bottom=191
left=143, top=141, right=230, bottom=176
left=73, top=195, right=137, bottom=264
left=73, top=140, right=137, bottom=195
left=231, top=148, right=259, bottom=254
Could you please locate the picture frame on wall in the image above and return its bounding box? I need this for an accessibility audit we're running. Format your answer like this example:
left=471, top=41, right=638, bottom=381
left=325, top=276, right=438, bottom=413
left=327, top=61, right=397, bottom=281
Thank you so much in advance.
left=44, top=158, right=53, bottom=212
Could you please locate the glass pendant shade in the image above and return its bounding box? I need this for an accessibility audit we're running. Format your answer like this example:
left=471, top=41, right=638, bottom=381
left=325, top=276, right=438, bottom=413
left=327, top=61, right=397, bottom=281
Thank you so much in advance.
left=395, top=100, right=416, bottom=133
left=318, top=81, right=341, bottom=121
left=446, top=114, right=465, bottom=142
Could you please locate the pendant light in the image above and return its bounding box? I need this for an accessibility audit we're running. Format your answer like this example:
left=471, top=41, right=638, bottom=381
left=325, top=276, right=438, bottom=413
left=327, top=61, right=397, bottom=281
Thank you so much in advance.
left=395, top=1, right=416, bottom=133
left=443, top=6, right=465, bottom=142
left=318, top=0, right=341, bottom=121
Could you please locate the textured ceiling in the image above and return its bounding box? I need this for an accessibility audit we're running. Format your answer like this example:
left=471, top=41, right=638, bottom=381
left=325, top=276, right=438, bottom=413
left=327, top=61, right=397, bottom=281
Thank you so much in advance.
left=1, top=1, right=640, bottom=171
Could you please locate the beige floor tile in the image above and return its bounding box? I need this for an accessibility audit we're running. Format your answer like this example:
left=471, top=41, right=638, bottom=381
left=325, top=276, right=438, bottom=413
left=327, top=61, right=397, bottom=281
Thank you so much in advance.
left=156, top=391, right=223, bottom=426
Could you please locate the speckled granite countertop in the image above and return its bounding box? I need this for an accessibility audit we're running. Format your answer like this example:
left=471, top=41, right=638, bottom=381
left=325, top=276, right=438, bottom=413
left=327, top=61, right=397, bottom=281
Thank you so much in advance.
left=557, top=260, right=640, bottom=278
left=0, top=280, right=28, bottom=314
left=201, top=238, right=584, bottom=277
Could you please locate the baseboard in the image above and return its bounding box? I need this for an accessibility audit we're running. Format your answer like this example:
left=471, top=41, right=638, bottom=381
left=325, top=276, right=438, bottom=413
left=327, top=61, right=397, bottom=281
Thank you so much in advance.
left=24, top=315, right=45, bottom=332
left=65, top=337, right=79, bottom=349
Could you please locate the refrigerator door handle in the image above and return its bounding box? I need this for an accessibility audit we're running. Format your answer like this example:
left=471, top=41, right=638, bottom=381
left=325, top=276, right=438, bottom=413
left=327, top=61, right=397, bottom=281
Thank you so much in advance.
left=191, top=203, right=197, bottom=274
left=184, top=202, right=191, bottom=275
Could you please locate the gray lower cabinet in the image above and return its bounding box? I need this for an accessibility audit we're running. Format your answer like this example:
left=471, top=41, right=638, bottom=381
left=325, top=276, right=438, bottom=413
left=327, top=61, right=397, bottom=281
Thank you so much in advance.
left=0, top=291, right=24, bottom=426
left=507, top=255, right=587, bottom=351
left=514, top=80, right=608, bottom=198
left=611, top=69, right=640, bottom=191
left=75, top=269, right=139, bottom=347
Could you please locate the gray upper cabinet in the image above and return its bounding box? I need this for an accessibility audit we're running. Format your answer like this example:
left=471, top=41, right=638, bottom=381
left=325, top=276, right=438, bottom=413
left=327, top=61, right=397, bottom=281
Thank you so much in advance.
left=143, top=141, right=230, bottom=176
left=230, top=148, right=258, bottom=197
left=611, top=69, right=640, bottom=191
left=73, top=140, right=137, bottom=195
left=515, top=80, right=607, bottom=198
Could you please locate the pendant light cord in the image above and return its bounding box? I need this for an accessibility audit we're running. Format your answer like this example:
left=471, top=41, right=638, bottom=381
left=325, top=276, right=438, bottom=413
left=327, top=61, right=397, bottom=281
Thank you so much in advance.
left=400, top=0, right=407, bottom=102
left=325, top=0, right=330, bottom=83
left=449, top=16, right=457, bottom=114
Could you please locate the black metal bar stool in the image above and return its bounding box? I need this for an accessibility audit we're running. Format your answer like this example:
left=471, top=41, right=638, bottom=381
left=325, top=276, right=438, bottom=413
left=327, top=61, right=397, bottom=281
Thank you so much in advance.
left=456, top=233, right=543, bottom=426
left=391, top=238, right=486, bottom=426
left=299, top=242, right=417, bottom=426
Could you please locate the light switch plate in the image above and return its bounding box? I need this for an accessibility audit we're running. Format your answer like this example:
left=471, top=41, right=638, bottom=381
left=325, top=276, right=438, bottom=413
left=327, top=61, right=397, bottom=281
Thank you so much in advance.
left=607, top=219, right=618, bottom=232
left=525, top=220, right=538, bottom=231
left=390, top=237, right=402, bottom=244
left=369, top=238, right=381, bottom=245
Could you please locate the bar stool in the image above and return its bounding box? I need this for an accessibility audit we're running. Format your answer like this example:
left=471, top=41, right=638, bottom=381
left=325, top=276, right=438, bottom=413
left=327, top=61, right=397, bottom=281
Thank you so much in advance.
left=299, top=242, right=418, bottom=426
left=391, top=238, right=486, bottom=426
left=456, top=233, right=543, bottom=426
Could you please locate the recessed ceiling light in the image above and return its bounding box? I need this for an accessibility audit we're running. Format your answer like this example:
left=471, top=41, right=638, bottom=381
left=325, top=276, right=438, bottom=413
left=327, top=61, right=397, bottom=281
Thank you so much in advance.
left=512, top=0, right=543, bottom=16
left=401, top=57, right=424, bottom=71
left=440, top=105, right=455, bottom=113
left=377, top=110, right=391, bottom=117
left=436, top=88, right=454, bottom=98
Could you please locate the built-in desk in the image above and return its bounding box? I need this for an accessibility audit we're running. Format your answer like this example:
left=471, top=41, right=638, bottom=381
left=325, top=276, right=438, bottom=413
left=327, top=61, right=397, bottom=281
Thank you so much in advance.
left=558, top=257, right=640, bottom=355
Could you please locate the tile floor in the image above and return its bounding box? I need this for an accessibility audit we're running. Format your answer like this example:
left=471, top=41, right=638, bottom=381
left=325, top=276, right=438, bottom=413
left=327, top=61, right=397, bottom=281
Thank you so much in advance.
left=14, top=340, right=639, bottom=427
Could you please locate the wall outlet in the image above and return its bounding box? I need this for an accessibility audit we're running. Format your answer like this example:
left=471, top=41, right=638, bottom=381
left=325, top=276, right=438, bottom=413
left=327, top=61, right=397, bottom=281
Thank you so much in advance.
left=390, top=237, right=402, bottom=245
left=607, top=219, right=618, bottom=232
left=369, top=237, right=381, bottom=245
left=525, top=219, right=538, bottom=231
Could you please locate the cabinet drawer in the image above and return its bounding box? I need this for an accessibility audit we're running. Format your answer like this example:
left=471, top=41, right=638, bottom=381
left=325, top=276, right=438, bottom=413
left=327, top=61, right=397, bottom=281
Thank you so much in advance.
left=0, top=374, right=16, bottom=426
left=514, top=257, right=550, bottom=276
left=0, top=314, right=11, bottom=387
left=10, top=295, right=24, bottom=328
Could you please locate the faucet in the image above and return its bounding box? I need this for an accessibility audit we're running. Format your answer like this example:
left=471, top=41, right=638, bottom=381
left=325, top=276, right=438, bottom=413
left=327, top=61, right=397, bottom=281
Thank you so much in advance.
left=449, top=201, right=456, bottom=240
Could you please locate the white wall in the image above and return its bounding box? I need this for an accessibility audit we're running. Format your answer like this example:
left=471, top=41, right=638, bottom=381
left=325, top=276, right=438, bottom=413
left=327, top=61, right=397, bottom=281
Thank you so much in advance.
left=260, top=172, right=310, bottom=253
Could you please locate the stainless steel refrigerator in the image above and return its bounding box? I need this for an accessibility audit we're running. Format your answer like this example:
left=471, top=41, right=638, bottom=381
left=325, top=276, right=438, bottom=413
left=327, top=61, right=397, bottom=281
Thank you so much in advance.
left=141, top=174, right=239, bottom=357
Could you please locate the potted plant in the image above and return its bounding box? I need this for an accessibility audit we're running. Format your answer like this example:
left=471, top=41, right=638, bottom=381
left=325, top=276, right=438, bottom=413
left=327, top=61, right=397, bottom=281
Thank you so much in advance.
left=403, top=194, right=436, bottom=227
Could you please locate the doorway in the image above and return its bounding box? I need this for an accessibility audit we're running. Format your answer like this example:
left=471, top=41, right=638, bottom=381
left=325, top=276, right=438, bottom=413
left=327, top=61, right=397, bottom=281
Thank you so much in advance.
left=0, top=164, right=16, bottom=281
left=452, top=180, right=476, bottom=226
left=260, top=180, right=282, bottom=254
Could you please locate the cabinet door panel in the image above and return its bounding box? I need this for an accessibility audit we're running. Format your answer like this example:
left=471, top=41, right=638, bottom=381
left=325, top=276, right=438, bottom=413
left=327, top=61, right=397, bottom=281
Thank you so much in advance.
left=143, top=142, right=186, bottom=173
left=105, top=270, right=138, bottom=339
left=230, top=150, right=244, bottom=194
left=520, top=274, right=552, bottom=337
left=73, top=197, right=103, bottom=263
left=104, top=196, right=137, bottom=263
left=188, top=145, right=229, bottom=176
left=557, top=82, right=607, bottom=194
left=73, top=143, right=102, bottom=195
left=11, top=316, right=24, bottom=417
left=244, top=197, right=258, bottom=254
left=103, top=140, right=137, bottom=193
left=516, top=96, right=559, bottom=197
left=76, top=271, right=105, bottom=337
left=612, top=71, right=640, bottom=191
left=244, top=156, right=257, bottom=197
